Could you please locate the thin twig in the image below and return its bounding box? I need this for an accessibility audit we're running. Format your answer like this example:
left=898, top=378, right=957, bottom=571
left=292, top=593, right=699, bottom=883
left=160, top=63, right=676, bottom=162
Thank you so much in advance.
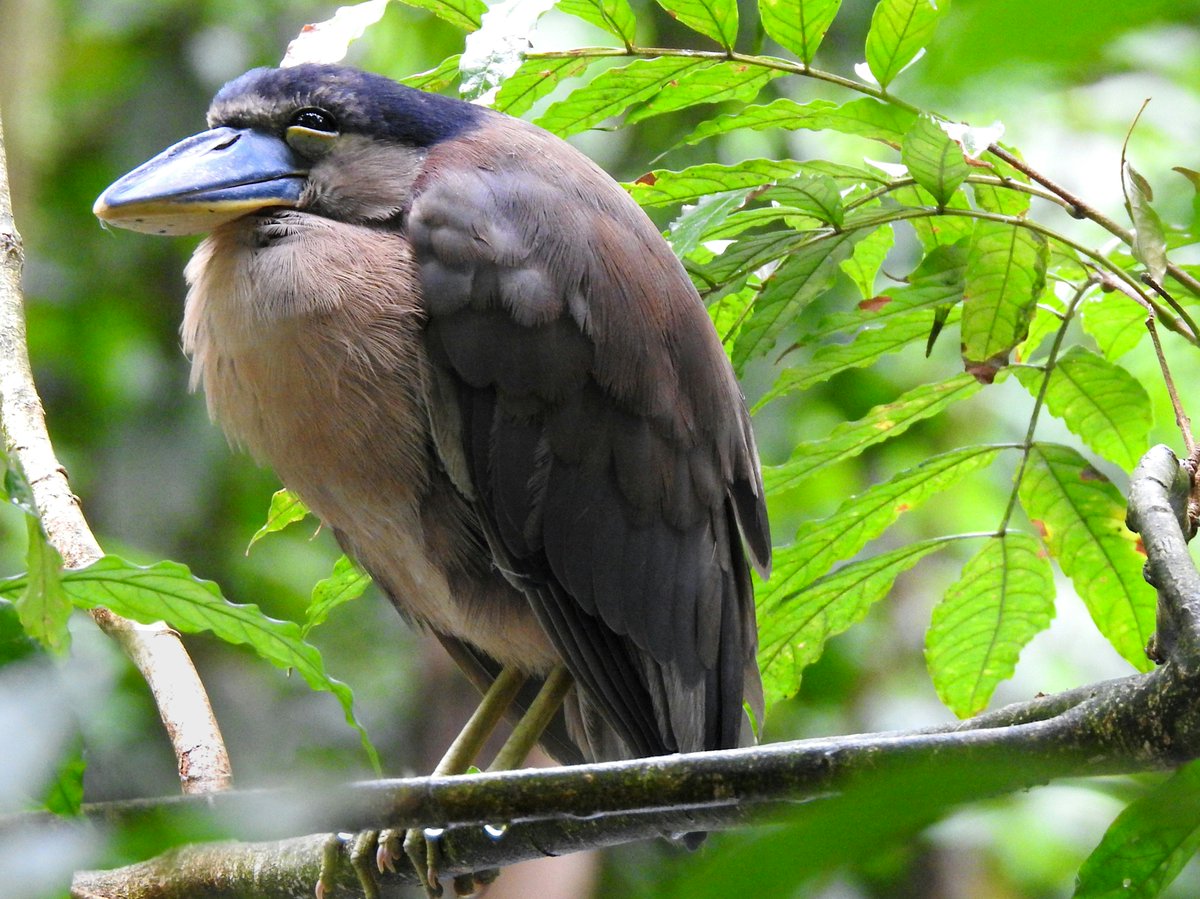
left=1146, top=318, right=1195, bottom=457
left=0, top=111, right=232, bottom=794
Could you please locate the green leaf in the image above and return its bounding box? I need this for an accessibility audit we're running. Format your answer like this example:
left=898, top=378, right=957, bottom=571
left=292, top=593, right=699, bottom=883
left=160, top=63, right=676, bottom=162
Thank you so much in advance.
left=759, top=303, right=960, bottom=401
left=0, top=599, right=38, bottom=666
left=491, top=56, right=591, bottom=115
left=890, top=184, right=975, bottom=249
left=768, top=445, right=1000, bottom=596
left=759, top=539, right=948, bottom=705
left=1015, top=347, right=1152, bottom=471
left=1075, top=760, right=1200, bottom=899
left=43, top=740, right=86, bottom=817
left=396, top=0, right=487, bottom=30
left=961, top=221, right=1048, bottom=380
left=901, top=115, right=971, bottom=207
left=536, top=56, right=712, bottom=136
left=248, top=489, right=311, bottom=552
left=839, top=224, right=895, bottom=300
left=972, top=148, right=1032, bottom=216
left=16, top=517, right=70, bottom=656
left=302, top=555, right=373, bottom=637
left=864, top=0, right=949, bottom=88
left=926, top=532, right=1055, bottom=718
left=760, top=0, right=842, bottom=63
left=1019, top=443, right=1154, bottom=671
left=680, top=96, right=916, bottom=147
left=1123, top=161, right=1169, bottom=284
left=796, top=241, right=967, bottom=346
left=732, top=232, right=863, bottom=370
left=669, top=189, right=754, bottom=259
left=709, top=283, right=758, bottom=346
left=628, top=159, right=849, bottom=208
left=1017, top=289, right=1063, bottom=362
left=764, top=375, right=984, bottom=493
left=0, top=557, right=381, bottom=769
left=690, top=229, right=810, bottom=287
left=625, top=61, right=781, bottom=125
left=397, top=54, right=463, bottom=92
left=1080, top=294, right=1146, bottom=360
left=654, top=0, right=738, bottom=49
left=761, top=173, right=844, bottom=227
left=556, top=0, right=637, bottom=44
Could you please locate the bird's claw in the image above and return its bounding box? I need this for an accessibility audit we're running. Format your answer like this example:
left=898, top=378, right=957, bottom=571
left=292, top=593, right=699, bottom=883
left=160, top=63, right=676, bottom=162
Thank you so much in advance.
left=315, top=831, right=383, bottom=899
left=403, top=826, right=444, bottom=897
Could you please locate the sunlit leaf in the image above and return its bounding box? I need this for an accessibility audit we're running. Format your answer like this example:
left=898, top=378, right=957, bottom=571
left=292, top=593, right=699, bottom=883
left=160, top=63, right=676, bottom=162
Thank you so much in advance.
left=628, top=159, right=805, bottom=207
left=536, top=56, right=712, bottom=136
left=0, top=557, right=381, bottom=769
left=556, top=0, right=637, bottom=44
left=681, top=96, right=916, bottom=147
left=759, top=0, right=842, bottom=63
left=926, top=532, right=1055, bottom=718
left=768, top=445, right=999, bottom=595
left=1017, top=290, right=1064, bottom=362
left=302, top=555, right=373, bottom=637
left=864, top=0, right=949, bottom=87
left=839, top=223, right=895, bottom=299
left=397, top=0, right=487, bottom=30
left=398, top=54, right=464, bottom=91
left=764, top=376, right=984, bottom=493
left=1075, top=760, right=1200, bottom=899
left=759, top=304, right=960, bottom=401
left=669, top=189, right=754, bottom=259
left=961, top=220, right=1048, bottom=380
left=1019, top=443, right=1154, bottom=671
left=654, top=0, right=738, bottom=49
left=625, top=61, right=782, bottom=125
left=1014, top=347, right=1152, bottom=471
left=901, top=115, right=970, bottom=206
left=16, top=518, right=70, bottom=656
left=460, top=0, right=559, bottom=101
left=1123, top=161, right=1168, bottom=284
left=732, top=232, right=863, bottom=370
left=1080, top=294, right=1147, bottom=360
left=890, top=184, right=974, bottom=249
left=759, top=540, right=948, bottom=705
left=248, top=489, right=311, bottom=552
left=281, top=0, right=390, bottom=66
left=761, top=173, right=844, bottom=227
left=492, top=56, right=592, bottom=115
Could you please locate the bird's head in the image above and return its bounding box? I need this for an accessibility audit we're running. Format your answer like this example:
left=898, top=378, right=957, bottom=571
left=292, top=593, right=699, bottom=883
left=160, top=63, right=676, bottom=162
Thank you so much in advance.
left=94, top=64, right=484, bottom=235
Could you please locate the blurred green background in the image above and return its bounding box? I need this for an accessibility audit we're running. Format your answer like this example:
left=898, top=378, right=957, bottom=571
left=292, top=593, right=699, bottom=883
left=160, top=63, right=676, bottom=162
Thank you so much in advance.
left=4, top=0, right=1200, bottom=895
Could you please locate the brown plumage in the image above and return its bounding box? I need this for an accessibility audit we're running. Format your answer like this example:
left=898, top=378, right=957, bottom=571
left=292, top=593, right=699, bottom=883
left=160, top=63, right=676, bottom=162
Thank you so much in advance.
left=95, top=64, right=771, bottom=765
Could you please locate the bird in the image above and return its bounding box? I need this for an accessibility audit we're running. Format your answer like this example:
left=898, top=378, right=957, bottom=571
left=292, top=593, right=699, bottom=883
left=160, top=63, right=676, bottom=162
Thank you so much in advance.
left=94, top=62, right=770, bottom=798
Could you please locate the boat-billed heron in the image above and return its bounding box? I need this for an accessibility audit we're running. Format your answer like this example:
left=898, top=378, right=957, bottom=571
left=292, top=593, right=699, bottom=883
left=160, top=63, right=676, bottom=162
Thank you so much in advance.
left=95, top=63, right=770, bottom=797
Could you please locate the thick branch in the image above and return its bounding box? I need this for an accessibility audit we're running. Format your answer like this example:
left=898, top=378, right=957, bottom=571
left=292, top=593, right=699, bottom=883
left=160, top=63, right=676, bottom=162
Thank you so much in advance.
left=46, top=443, right=1200, bottom=897
left=0, top=111, right=231, bottom=794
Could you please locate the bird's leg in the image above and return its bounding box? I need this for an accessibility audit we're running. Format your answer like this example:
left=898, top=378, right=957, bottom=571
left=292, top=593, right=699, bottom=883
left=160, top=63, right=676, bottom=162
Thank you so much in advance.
left=397, top=666, right=528, bottom=896
left=487, top=665, right=573, bottom=773
left=433, top=666, right=575, bottom=897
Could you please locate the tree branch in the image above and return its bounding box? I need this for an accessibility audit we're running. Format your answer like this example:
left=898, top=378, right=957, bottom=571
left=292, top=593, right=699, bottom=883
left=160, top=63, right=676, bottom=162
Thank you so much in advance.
left=38, top=442, right=1200, bottom=897
left=0, top=110, right=232, bottom=795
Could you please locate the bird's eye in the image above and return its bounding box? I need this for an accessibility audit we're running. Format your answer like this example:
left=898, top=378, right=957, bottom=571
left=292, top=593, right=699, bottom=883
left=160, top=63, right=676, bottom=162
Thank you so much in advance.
left=290, top=108, right=338, bottom=133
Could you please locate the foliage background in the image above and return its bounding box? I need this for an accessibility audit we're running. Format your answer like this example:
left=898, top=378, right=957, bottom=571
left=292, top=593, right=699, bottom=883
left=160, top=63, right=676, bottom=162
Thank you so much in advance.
left=5, top=0, right=1200, bottom=895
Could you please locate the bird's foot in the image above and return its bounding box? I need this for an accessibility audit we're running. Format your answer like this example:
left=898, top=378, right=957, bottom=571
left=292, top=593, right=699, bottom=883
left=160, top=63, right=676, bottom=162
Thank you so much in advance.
left=401, top=826, right=499, bottom=897
left=316, top=830, right=385, bottom=899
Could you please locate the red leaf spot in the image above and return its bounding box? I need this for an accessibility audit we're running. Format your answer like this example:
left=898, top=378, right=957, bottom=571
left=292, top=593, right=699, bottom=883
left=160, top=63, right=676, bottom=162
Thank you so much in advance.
left=1079, top=466, right=1108, bottom=483
left=1135, top=537, right=1147, bottom=557
left=668, top=80, right=680, bottom=87
left=858, top=295, right=893, bottom=312
left=300, top=23, right=317, bottom=32
left=895, top=503, right=910, bottom=513
left=1031, top=519, right=1049, bottom=539
left=635, top=172, right=658, bottom=186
